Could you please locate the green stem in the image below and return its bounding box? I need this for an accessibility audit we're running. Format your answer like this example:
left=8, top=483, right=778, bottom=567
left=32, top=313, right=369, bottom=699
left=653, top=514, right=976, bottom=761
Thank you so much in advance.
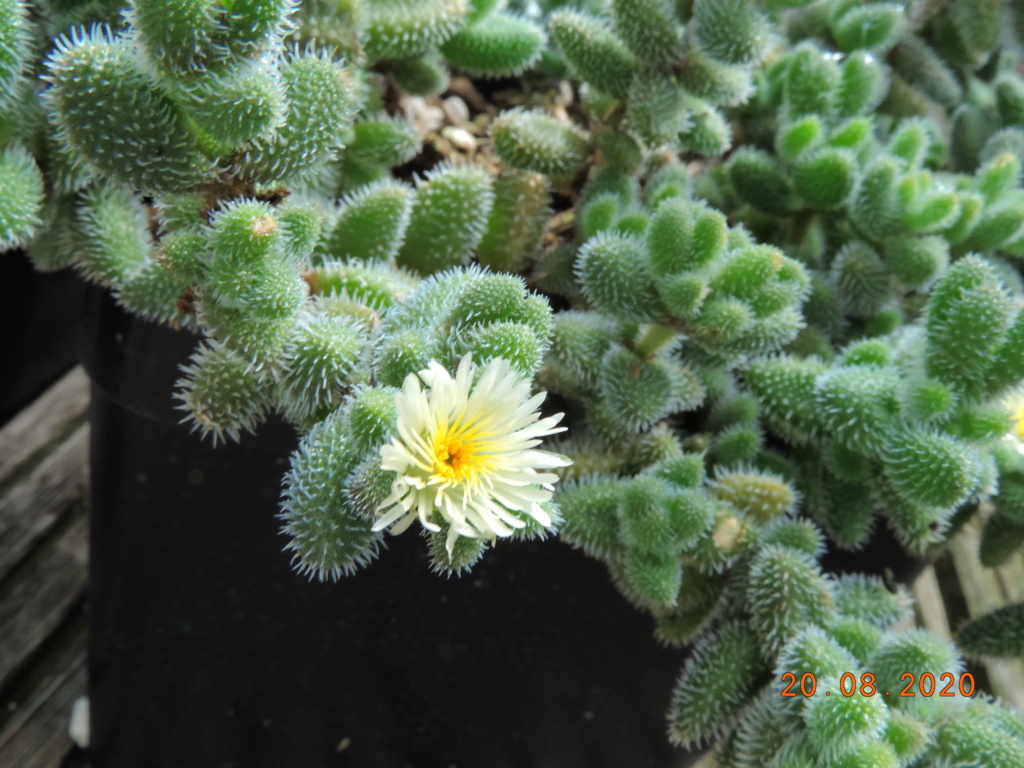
left=634, top=322, right=678, bottom=358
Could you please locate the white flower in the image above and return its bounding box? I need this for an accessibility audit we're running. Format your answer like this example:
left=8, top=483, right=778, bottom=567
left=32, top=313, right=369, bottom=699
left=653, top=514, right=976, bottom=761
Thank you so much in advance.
left=374, top=355, right=572, bottom=555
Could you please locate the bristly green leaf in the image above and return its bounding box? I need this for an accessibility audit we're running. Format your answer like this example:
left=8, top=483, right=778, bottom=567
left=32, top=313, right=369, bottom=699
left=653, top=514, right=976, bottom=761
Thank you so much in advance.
left=129, top=0, right=296, bottom=72
left=277, top=310, right=367, bottom=424
left=668, top=621, right=768, bottom=748
left=42, top=27, right=215, bottom=191
left=386, top=55, right=450, bottom=96
left=775, top=627, right=862, bottom=695
left=745, top=544, right=836, bottom=655
left=324, top=179, right=413, bottom=264
left=577, top=232, right=664, bottom=323
left=776, top=115, right=823, bottom=164
left=958, top=602, right=1024, bottom=658
left=744, top=356, right=828, bottom=446
left=173, top=57, right=286, bottom=149
left=678, top=95, right=732, bottom=156
left=890, top=36, right=962, bottom=109
left=925, top=255, right=1014, bottom=400
left=237, top=47, right=361, bottom=184
left=690, top=0, right=769, bottom=65
left=490, top=108, right=589, bottom=177
left=279, top=407, right=384, bottom=580
left=625, top=74, right=689, bottom=147
left=814, top=365, right=900, bottom=454
left=75, top=182, right=152, bottom=289
left=728, top=148, right=792, bottom=216
left=885, top=236, right=948, bottom=291
left=611, top=0, right=680, bottom=65
left=0, top=144, right=44, bottom=251
left=427, top=524, right=487, bottom=575
left=343, top=116, right=420, bottom=167
left=708, top=467, right=796, bottom=523
left=850, top=157, right=903, bottom=239
left=868, top=629, right=963, bottom=711
left=829, top=241, right=891, bottom=319
left=834, top=574, right=912, bottom=630
left=0, top=0, right=30, bottom=110
left=174, top=340, right=273, bottom=445
left=556, top=476, right=627, bottom=560
left=836, top=51, right=890, bottom=116
left=395, top=163, right=494, bottom=275
left=831, top=3, right=906, bottom=54
left=477, top=170, right=550, bottom=273
left=441, top=11, right=545, bottom=77
left=677, top=41, right=754, bottom=107
left=931, top=712, right=1024, bottom=768
left=804, top=676, right=889, bottom=761
left=549, top=11, right=635, bottom=99
left=783, top=45, right=841, bottom=118
left=793, top=148, right=856, bottom=210
left=362, top=0, right=469, bottom=62
left=596, top=345, right=691, bottom=432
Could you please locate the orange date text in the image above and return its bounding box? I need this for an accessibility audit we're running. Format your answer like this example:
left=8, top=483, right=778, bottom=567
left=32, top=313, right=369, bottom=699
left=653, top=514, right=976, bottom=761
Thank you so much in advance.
left=779, top=672, right=975, bottom=697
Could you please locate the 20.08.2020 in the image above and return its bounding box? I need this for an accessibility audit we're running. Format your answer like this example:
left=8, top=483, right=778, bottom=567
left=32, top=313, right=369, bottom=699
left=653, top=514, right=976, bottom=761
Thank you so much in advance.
left=780, top=672, right=977, bottom=698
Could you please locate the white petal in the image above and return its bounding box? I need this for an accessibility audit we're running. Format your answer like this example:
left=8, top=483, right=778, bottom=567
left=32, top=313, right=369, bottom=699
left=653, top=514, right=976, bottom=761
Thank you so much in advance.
left=445, top=524, right=461, bottom=556
left=529, top=503, right=552, bottom=527
left=373, top=503, right=411, bottom=531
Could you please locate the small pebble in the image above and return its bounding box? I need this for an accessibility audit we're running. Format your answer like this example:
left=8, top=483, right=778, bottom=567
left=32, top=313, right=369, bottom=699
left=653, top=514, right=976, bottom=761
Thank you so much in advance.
left=401, top=96, right=445, bottom=137
left=442, top=95, right=471, bottom=125
left=442, top=126, right=477, bottom=153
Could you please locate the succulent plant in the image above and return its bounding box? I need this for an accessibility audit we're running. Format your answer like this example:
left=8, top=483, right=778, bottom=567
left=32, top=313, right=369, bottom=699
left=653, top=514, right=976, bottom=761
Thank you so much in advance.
left=4, top=0, right=1024, bottom=763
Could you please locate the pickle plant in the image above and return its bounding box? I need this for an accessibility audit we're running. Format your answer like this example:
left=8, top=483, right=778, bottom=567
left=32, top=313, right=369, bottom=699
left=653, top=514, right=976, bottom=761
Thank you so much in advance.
left=3, top=0, right=1024, bottom=765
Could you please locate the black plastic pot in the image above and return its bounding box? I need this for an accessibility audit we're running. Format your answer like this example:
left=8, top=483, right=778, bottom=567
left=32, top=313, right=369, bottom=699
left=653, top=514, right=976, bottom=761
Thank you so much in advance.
left=2, top=252, right=85, bottom=426
left=81, top=289, right=693, bottom=768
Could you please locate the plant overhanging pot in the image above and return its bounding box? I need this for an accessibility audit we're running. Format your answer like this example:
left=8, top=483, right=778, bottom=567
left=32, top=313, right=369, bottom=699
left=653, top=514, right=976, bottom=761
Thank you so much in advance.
left=81, top=289, right=693, bottom=767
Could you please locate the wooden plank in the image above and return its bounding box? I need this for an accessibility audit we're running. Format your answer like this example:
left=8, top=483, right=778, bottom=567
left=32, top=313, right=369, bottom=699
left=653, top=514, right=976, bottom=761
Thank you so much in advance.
left=995, top=551, right=1024, bottom=604
left=0, top=367, right=89, bottom=487
left=0, top=510, right=88, bottom=693
left=0, top=425, right=88, bottom=583
left=948, top=520, right=1024, bottom=711
left=0, top=616, right=86, bottom=768
left=912, top=566, right=952, bottom=638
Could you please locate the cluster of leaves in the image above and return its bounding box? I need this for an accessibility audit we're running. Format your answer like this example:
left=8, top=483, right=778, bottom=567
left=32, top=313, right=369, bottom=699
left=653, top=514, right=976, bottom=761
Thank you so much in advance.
left=738, top=254, right=1024, bottom=556
left=483, top=0, right=1024, bottom=760
left=522, top=161, right=810, bottom=459
left=542, top=0, right=774, bottom=157
left=560, top=454, right=1024, bottom=767
left=5, top=0, right=1024, bottom=764
left=0, top=0, right=557, bottom=579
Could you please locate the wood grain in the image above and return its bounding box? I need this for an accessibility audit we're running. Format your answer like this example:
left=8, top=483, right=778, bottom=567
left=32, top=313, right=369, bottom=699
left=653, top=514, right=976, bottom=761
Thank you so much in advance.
left=0, top=368, right=89, bottom=486
left=0, top=370, right=91, bottom=768
left=0, top=425, right=88, bottom=583
left=0, top=509, right=88, bottom=694
left=0, top=615, right=86, bottom=768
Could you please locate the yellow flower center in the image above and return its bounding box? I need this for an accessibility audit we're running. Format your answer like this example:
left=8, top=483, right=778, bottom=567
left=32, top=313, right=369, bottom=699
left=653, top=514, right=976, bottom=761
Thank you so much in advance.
left=1013, top=400, right=1024, bottom=442
left=1004, top=392, right=1024, bottom=442
left=432, top=422, right=493, bottom=483
left=435, top=435, right=472, bottom=479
